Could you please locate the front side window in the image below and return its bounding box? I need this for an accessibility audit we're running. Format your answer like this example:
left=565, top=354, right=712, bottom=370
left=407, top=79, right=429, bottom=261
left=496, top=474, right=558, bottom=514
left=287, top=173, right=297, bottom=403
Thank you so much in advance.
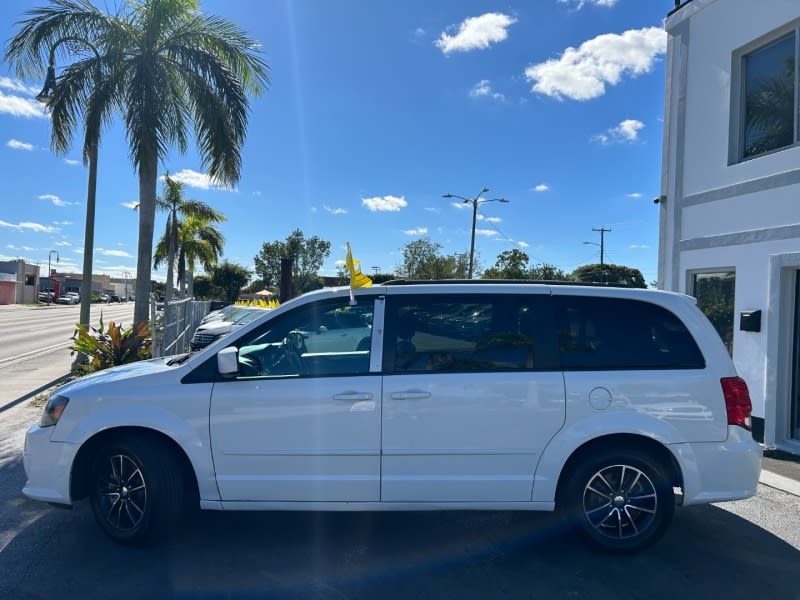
left=692, top=271, right=736, bottom=355
left=234, top=297, right=374, bottom=378
left=383, top=294, right=557, bottom=374
left=741, top=31, right=798, bottom=159
left=554, top=296, right=705, bottom=370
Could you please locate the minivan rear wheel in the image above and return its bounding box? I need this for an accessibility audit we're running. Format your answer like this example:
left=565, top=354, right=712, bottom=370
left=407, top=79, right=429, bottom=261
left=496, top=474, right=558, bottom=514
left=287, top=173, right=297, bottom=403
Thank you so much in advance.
left=565, top=450, right=674, bottom=553
left=89, top=435, right=183, bottom=544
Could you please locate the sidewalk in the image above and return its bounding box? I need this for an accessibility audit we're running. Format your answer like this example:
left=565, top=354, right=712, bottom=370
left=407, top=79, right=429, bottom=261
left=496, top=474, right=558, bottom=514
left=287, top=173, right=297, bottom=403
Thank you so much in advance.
left=2, top=348, right=799, bottom=497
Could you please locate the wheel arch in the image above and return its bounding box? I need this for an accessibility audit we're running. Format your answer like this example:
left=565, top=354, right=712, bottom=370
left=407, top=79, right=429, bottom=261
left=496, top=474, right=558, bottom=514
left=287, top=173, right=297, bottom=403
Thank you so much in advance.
left=553, top=433, right=683, bottom=510
left=69, top=426, right=199, bottom=505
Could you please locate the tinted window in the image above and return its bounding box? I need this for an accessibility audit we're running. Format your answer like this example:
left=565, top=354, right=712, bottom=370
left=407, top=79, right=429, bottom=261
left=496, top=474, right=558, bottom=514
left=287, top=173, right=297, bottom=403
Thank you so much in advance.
left=234, top=297, right=374, bottom=378
left=383, top=294, right=557, bottom=373
left=554, top=296, right=705, bottom=370
left=743, top=32, right=797, bottom=158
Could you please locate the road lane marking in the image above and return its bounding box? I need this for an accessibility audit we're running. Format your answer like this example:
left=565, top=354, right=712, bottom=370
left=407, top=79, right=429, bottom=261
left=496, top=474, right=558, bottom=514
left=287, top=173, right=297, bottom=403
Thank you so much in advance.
left=0, top=341, right=73, bottom=367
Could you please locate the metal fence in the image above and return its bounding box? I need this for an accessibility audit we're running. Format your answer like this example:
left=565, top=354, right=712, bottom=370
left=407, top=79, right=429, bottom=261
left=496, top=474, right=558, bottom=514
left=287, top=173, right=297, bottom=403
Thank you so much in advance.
left=150, top=297, right=211, bottom=358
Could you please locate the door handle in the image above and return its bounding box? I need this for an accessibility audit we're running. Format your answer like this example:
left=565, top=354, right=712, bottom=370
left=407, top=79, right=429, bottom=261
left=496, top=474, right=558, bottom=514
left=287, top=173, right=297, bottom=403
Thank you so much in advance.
left=333, top=392, right=374, bottom=401
left=391, top=391, right=432, bottom=400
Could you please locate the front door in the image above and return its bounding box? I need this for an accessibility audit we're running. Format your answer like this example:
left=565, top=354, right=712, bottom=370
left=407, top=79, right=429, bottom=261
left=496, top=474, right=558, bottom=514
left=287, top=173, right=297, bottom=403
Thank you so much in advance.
left=380, top=292, right=565, bottom=502
left=792, top=272, right=800, bottom=440
left=210, top=296, right=381, bottom=502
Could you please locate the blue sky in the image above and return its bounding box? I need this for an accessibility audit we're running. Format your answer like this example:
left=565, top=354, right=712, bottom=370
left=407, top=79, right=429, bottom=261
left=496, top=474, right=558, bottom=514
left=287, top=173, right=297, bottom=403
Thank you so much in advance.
left=1, top=0, right=671, bottom=285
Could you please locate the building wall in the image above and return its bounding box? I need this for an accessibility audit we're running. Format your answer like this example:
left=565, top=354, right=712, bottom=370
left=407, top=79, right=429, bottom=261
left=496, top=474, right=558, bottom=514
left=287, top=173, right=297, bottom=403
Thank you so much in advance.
left=660, top=0, right=800, bottom=451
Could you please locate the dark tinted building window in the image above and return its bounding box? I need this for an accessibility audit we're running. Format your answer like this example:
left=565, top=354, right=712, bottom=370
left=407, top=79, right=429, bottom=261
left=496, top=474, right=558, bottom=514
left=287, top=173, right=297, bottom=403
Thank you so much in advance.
left=383, top=294, right=558, bottom=373
left=554, top=296, right=705, bottom=370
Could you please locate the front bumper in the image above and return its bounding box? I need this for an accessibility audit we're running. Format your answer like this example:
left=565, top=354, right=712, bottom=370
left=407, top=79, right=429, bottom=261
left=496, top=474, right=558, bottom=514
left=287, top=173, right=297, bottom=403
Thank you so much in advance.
left=671, top=426, right=763, bottom=506
left=23, top=423, right=78, bottom=506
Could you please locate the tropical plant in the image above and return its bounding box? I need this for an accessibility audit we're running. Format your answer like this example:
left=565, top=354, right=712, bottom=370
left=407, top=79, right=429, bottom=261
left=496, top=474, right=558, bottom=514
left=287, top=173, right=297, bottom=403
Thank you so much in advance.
left=153, top=174, right=225, bottom=300
left=6, top=0, right=269, bottom=325
left=743, top=56, right=796, bottom=158
left=71, top=316, right=151, bottom=372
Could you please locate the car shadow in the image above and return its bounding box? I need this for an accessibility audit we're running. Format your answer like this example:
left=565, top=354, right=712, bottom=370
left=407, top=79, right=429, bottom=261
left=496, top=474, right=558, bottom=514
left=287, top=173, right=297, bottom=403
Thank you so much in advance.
left=1, top=472, right=798, bottom=600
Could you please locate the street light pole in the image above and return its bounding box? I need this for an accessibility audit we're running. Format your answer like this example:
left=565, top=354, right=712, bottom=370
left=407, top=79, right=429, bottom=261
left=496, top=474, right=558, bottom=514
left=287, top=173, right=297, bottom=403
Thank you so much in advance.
left=47, top=249, right=59, bottom=305
left=442, top=187, right=509, bottom=279
left=36, top=37, right=101, bottom=340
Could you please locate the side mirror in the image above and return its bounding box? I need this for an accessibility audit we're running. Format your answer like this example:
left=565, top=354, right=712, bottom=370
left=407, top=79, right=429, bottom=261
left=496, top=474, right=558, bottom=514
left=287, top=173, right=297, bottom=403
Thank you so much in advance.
left=217, top=346, right=239, bottom=378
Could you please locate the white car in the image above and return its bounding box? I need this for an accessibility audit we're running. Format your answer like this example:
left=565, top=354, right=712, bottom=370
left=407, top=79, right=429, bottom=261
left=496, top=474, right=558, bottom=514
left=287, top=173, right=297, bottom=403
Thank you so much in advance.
left=24, top=282, right=761, bottom=551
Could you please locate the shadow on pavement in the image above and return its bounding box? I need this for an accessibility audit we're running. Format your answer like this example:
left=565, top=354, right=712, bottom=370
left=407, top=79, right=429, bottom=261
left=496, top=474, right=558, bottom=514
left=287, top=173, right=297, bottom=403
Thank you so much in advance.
left=1, top=477, right=798, bottom=600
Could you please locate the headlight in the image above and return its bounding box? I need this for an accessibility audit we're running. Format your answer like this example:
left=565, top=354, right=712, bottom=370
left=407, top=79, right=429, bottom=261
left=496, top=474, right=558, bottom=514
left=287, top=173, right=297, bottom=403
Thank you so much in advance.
left=41, top=394, right=69, bottom=427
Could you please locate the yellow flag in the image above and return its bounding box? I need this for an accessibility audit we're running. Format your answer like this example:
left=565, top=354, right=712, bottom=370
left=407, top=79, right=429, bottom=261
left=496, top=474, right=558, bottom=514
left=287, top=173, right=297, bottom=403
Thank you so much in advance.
left=345, top=242, right=372, bottom=289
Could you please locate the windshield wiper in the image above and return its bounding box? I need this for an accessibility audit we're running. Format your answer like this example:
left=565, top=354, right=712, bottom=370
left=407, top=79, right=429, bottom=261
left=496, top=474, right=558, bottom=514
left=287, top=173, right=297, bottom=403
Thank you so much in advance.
left=167, top=352, right=193, bottom=366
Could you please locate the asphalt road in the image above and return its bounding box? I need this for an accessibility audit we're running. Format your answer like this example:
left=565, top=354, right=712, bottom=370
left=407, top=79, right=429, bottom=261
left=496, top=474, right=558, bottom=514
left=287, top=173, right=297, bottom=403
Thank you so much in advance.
left=0, top=302, right=135, bottom=366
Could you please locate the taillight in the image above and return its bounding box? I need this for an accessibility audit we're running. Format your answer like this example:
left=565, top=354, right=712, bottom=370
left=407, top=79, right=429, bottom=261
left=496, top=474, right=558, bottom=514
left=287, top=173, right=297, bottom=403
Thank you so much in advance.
left=721, top=376, right=752, bottom=431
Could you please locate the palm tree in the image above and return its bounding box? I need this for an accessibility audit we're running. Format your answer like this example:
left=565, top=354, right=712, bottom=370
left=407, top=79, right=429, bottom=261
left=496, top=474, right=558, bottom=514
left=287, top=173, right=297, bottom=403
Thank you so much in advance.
left=154, top=214, right=224, bottom=298
left=179, top=216, right=225, bottom=297
left=5, top=0, right=269, bottom=324
left=155, top=174, right=224, bottom=301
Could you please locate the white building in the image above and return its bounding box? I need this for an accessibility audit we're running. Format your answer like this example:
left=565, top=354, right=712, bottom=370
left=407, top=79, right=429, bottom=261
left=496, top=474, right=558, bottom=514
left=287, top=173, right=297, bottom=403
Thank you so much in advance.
left=659, top=0, right=800, bottom=452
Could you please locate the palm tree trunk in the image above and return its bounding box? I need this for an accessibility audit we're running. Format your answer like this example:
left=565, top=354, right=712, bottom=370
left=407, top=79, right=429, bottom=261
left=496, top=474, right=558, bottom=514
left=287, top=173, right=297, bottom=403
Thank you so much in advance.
left=134, top=158, right=158, bottom=325
left=165, top=213, right=176, bottom=304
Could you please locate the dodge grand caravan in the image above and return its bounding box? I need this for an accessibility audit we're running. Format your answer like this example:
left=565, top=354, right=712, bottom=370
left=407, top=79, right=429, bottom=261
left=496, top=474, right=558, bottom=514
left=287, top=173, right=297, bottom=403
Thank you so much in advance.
left=24, top=281, right=762, bottom=552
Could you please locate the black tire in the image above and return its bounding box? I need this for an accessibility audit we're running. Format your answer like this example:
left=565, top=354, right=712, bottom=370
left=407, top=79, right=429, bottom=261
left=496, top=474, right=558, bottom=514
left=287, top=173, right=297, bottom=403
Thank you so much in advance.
left=89, top=434, right=184, bottom=544
left=564, top=450, right=674, bottom=553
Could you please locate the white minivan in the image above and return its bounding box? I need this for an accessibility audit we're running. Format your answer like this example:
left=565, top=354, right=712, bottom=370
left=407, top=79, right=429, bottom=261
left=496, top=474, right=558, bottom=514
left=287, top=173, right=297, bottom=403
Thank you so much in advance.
left=24, top=282, right=762, bottom=552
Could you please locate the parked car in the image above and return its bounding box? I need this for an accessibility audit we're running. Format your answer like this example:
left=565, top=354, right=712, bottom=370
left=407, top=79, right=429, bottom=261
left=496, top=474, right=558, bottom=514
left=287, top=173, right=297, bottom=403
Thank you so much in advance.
left=98, top=294, right=111, bottom=303
left=189, top=306, right=268, bottom=349
left=110, top=294, right=122, bottom=303
left=38, top=291, right=54, bottom=302
left=55, top=292, right=80, bottom=304
left=24, top=282, right=761, bottom=551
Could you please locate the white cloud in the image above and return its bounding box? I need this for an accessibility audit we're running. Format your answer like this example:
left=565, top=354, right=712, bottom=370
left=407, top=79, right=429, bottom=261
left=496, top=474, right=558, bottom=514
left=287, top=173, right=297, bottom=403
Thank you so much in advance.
left=97, top=248, right=132, bottom=257
left=0, top=220, right=59, bottom=233
left=403, top=227, right=428, bottom=236
left=559, top=0, right=619, bottom=10
left=524, top=27, right=667, bottom=101
left=475, top=228, right=496, bottom=237
left=451, top=202, right=470, bottom=210
left=362, top=195, right=407, bottom=212
left=0, top=77, right=38, bottom=95
left=53, top=221, right=73, bottom=226
left=593, top=119, right=645, bottom=144
left=121, top=201, right=138, bottom=209
left=478, top=215, right=502, bottom=223
left=38, top=194, right=72, bottom=207
left=424, top=207, right=440, bottom=213
left=533, top=184, right=550, bottom=192
left=323, top=205, right=347, bottom=215
left=55, top=241, right=72, bottom=246
left=64, top=158, right=81, bottom=166
left=630, top=244, right=650, bottom=249
left=414, top=28, right=426, bottom=37
left=436, top=13, right=517, bottom=55
left=163, top=169, right=230, bottom=191
left=7, top=139, right=34, bottom=151
left=627, top=192, right=643, bottom=199
left=469, top=80, right=505, bottom=101
left=0, top=90, right=48, bottom=118
left=517, top=241, right=530, bottom=248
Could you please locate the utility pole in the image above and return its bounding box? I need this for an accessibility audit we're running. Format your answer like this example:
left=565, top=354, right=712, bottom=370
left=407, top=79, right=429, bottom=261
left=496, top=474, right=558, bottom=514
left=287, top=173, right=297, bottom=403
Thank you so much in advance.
left=592, top=226, right=611, bottom=266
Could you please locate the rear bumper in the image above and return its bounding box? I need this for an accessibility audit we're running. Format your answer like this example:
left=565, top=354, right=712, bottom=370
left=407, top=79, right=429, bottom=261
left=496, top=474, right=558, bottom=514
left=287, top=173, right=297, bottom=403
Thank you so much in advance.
left=670, top=427, right=762, bottom=505
left=23, top=424, right=77, bottom=506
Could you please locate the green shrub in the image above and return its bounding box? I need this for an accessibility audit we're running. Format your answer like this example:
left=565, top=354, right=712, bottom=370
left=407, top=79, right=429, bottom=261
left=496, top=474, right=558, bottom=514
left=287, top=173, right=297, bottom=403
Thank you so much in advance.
left=71, top=316, right=152, bottom=372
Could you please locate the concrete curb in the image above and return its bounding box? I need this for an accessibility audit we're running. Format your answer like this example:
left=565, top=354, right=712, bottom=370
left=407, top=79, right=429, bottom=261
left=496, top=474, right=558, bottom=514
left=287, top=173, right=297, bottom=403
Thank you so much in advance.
left=759, top=470, right=800, bottom=498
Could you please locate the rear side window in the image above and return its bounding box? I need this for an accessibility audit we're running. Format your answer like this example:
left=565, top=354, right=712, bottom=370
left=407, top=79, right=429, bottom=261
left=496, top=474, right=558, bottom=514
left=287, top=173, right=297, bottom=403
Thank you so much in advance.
left=383, top=294, right=558, bottom=373
left=554, top=296, right=705, bottom=370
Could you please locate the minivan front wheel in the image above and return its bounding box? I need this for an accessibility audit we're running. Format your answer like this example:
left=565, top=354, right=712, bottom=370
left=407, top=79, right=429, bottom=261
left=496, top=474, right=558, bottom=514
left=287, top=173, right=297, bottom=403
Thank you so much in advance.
left=89, top=435, right=183, bottom=544
left=565, top=451, right=674, bottom=552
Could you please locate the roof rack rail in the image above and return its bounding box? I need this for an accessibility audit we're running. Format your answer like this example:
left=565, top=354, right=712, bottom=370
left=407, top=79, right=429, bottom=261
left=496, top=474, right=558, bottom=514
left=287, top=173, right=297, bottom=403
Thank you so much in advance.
left=381, top=279, right=623, bottom=287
